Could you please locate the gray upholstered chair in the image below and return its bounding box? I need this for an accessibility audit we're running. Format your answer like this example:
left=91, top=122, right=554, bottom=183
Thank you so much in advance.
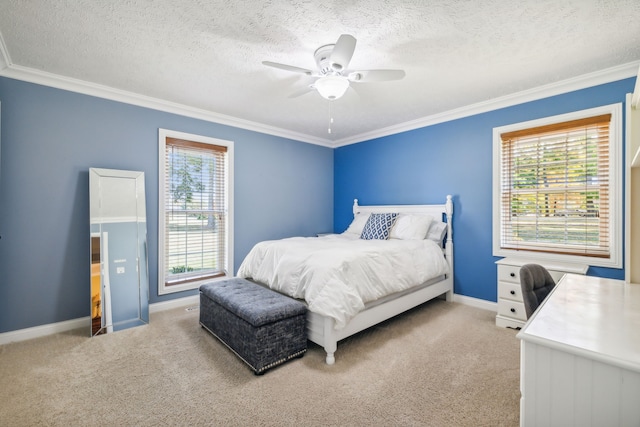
left=519, top=264, right=556, bottom=318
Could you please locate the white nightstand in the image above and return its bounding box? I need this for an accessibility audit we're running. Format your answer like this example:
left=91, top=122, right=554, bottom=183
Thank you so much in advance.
left=495, top=258, right=588, bottom=329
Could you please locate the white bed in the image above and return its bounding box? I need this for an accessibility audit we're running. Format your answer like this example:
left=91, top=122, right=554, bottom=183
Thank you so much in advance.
left=237, top=195, right=454, bottom=364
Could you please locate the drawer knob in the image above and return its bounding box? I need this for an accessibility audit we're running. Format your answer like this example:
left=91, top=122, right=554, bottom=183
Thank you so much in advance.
left=510, top=290, right=515, bottom=295
left=510, top=272, right=515, bottom=277
left=510, top=308, right=516, bottom=313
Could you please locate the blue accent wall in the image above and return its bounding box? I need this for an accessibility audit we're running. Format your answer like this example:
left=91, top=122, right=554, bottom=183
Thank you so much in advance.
left=335, top=78, right=635, bottom=302
left=0, top=77, right=333, bottom=333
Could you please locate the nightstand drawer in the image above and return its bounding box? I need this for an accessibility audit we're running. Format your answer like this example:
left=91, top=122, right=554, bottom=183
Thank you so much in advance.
left=499, top=264, right=568, bottom=286
left=497, top=299, right=527, bottom=321
left=498, top=282, right=523, bottom=302
left=498, top=265, right=521, bottom=284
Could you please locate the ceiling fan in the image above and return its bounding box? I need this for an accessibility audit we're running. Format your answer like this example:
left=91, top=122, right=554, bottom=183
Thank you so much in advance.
left=262, top=34, right=406, bottom=101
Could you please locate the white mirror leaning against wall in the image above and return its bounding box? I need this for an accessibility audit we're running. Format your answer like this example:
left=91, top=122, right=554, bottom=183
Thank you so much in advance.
left=89, top=168, right=149, bottom=336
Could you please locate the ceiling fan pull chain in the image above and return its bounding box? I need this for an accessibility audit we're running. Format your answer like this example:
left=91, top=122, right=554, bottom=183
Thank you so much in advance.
left=328, top=101, right=333, bottom=134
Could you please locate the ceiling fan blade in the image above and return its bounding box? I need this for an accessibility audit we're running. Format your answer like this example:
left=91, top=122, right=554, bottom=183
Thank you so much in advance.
left=330, top=34, right=356, bottom=72
left=262, top=61, right=313, bottom=75
left=348, top=69, right=406, bottom=82
left=287, top=86, right=314, bottom=98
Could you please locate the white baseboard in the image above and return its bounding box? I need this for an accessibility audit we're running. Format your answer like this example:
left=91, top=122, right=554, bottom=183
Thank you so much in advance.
left=0, top=317, right=90, bottom=346
left=149, top=294, right=199, bottom=313
left=0, top=293, right=495, bottom=345
left=0, top=294, right=200, bottom=345
left=452, top=293, right=498, bottom=312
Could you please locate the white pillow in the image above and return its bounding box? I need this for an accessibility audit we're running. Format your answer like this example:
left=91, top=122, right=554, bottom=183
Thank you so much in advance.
left=389, top=214, right=434, bottom=240
left=426, top=221, right=448, bottom=246
left=343, top=213, right=371, bottom=235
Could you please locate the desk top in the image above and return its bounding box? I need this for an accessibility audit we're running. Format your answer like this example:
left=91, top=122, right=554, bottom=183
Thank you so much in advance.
left=517, top=274, right=640, bottom=372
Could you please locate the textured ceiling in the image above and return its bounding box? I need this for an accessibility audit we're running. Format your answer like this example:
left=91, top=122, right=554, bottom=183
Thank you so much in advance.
left=1, top=0, right=639, bottom=146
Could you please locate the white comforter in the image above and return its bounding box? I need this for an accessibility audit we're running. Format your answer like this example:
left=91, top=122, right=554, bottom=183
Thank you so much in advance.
left=236, top=234, right=450, bottom=329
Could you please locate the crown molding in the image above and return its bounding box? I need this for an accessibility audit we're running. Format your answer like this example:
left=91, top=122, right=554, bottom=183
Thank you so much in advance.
left=632, top=64, right=640, bottom=109
left=0, top=46, right=636, bottom=149
left=0, top=62, right=334, bottom=148
left=332, top=61, right=640, bottom=147
left=0, top=30, right=10, bottom=72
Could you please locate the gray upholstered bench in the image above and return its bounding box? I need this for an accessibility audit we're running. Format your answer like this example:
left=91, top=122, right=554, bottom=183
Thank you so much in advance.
left=199, top=278, right=307, bottom=374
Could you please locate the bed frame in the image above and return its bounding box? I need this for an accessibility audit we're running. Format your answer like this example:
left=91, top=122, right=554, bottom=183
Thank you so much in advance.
left=306, top=195, right=454, bottom=365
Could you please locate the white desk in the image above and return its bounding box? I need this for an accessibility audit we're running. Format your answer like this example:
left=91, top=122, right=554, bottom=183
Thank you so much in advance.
left=517, top=274, right=640, bottom=427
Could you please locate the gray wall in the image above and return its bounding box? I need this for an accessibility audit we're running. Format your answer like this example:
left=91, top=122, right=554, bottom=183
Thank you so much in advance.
left=0, top=77, right=333, bottom=333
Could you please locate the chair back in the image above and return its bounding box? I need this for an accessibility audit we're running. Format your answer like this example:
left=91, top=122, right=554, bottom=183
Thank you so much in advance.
left=519, top=264, right=556, bottom=318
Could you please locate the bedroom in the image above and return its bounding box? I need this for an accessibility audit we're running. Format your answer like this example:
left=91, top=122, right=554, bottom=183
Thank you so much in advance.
left=1, top=1, right=640, bottom=425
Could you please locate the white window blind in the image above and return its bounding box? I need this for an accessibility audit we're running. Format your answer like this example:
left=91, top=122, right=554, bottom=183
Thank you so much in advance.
left=499, top=114, right=612, bottom=258
left=163, top=137, right=228, bottom=287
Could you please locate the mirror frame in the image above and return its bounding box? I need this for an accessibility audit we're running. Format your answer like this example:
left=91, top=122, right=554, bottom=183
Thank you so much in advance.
left=89, top=168, right=149, bottom=336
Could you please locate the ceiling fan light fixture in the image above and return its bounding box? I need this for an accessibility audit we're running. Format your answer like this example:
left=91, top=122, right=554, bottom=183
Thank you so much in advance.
left=315, top=75, right=349, bottom=100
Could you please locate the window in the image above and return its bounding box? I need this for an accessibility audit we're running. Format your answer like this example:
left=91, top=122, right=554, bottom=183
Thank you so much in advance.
left=158, top=129, right=234, bottom=295
left=493, top=104, right=622, bottom=268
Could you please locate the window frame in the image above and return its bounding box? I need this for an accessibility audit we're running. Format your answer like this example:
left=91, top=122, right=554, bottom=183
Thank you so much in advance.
left=158, top=128, right=234, bottom=295
left=492, top=103, right=622, bottom=268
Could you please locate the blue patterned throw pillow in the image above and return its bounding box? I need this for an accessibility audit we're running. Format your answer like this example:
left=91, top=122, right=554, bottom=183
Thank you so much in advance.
left=360, top=213, right=399, bottom=240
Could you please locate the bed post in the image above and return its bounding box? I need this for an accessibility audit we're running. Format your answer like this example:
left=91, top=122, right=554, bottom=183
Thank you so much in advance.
left=445, top=195, right=454, bottom=301
left=323, top=318, right=337, bottom=365
left=353, top=199, right=359, bottom=217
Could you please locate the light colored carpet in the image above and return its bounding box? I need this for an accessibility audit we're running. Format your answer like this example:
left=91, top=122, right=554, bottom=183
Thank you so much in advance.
left=0, top=299, right=520, bottom=426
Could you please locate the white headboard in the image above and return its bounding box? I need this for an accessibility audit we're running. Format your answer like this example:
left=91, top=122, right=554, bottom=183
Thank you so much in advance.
left=352, top=195, right=454, bottom=276
left=353, top=195, right=453, bottom=221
